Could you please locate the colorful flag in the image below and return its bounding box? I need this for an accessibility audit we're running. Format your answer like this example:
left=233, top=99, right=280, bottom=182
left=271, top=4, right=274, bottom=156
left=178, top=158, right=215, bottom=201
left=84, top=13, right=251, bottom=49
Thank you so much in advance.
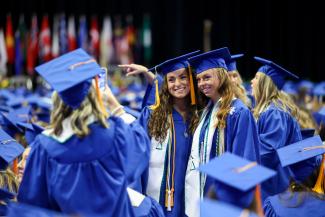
left=67, top=15, right=77, bottom=51
left=78, top=15, right=88, bottom=51
left=39, top=15, right=52, bottom=63
left=14, top=28, right=23, bottom=75
left=89, top=16, right=100, bottom=60
left=126, top=15, right=136, bottom=63
left=51, top=15, right=59, bottom=58
left=5, top=14, right=14, bottom=65
left=0, top=29, right=8, bottom=75
left=17, top=15, right=27, bottom=65
left=100, top=15, right=114, bottom=67
left=142, top=14, right=152, bottom=65
left=114, top=16, right=130, bottom=64
left=27, top=14, right=38, bottom=75
left=59, top=14, right=68, bottom=55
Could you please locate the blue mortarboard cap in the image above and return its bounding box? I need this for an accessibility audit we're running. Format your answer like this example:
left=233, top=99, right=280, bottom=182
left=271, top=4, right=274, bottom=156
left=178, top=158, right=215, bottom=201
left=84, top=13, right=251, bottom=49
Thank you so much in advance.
left=313, top=106, right=325, bottom=126
left=277, top=136, right=324, bottom=182
left=0, top=128, right=24, bottom=170
left=227, top=54, right=244, bottom=72
left=301, top=128, right=315, bottom=140
left=313, top=82, right=325, bottom=96
left=277, top=136, right=324, bottom=167
left=199, top=152, right=276, bottom=192
left=0, top=89, right=15, bottom=101
left=149, top=50, right=200, bottom=75
left=0, top=107, right=32, bottom=135
left=254, top=56, right=299, bottom=89
left=35, top=111, right=51, bottom=124
left=5, top=97, right=26, bottom=108
left=188, top=47, right=231, bottom=74
left=0, top=188, right=15, bottom=201
left=298, top=80, right=313, bottom=90
left=0, top=105, right=12, bottom=113
left=282, top=81, right=298, bottom=95
left=35, top=48, right=103, bottom=109
left=7, top=202, right=70, bottom=217
left=200, top=199, right=258, bottom=217
left=16, top=122, right=39, bottom=145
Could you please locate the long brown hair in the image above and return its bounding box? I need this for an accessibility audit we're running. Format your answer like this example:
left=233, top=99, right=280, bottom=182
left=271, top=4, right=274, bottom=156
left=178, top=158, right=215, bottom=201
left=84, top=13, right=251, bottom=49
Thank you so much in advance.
left=148, top=75, right=199, bottom=143
left=49, top=84, right=108, bottom=138
left=253, top=72, right=300, bottom=121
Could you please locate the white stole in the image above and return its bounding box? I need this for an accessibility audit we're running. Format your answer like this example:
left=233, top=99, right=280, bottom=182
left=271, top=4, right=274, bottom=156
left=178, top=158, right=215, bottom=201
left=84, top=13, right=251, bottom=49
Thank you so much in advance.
left=145, top=130, right=170, bottom=202
left=184, top=101, right=225, bottom=217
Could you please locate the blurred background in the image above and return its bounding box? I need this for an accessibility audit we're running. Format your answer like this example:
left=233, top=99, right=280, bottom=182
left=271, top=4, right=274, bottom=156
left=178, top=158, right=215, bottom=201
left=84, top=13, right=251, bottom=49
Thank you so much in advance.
left=1, top=0, right=324, bottom=81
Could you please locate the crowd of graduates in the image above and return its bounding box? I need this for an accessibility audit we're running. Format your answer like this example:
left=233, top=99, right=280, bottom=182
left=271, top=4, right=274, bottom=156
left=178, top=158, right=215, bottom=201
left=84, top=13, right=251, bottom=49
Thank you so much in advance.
left=0, top=45, right=324, bottom=217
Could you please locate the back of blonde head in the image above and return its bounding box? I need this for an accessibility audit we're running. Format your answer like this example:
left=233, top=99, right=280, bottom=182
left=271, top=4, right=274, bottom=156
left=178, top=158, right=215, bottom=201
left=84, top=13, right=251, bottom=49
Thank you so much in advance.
left=253, top=72, right=300, bottom=121
left=50, top=85, right=108, bottom=138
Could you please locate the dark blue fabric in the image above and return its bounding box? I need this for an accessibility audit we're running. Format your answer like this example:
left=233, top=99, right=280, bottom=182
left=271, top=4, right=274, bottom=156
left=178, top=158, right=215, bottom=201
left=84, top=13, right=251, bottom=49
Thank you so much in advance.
left=18, top=117, right=150, bottom=217
left=257, top=104, right=302, bottom=200
left=264, top=191, right=325, bottom=217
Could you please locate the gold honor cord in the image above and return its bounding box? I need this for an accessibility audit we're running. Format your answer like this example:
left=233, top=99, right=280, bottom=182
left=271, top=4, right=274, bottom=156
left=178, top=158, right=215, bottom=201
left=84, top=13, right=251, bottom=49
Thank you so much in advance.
left=165, top=114, right=176, bottom=210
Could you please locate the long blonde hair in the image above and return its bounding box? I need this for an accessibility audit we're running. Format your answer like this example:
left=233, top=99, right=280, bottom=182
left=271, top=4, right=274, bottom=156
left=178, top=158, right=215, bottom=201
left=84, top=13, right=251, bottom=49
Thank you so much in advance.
left=0, top=169, right=19, bottom=193
left=49, top=84, right=108, bottom=138
left=253, top=72, right=300, bottom=120
left=207, top=68, right=246, bottom=128
left=148, top=75, right=200, bottom=143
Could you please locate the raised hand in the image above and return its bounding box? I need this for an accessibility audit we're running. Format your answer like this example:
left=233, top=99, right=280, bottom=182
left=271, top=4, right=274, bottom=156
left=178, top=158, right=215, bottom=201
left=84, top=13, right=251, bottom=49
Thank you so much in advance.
left=118, top=63, right=156, bottom=85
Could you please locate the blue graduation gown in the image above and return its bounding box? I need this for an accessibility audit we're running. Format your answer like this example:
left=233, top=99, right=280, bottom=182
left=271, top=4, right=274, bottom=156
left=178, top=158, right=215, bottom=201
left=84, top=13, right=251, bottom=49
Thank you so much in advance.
left=257, top=104, right=302, bottom=200
left=18, top=117, right=150, bottom=217
left=264, top=191, right=325, bottom=217
left=137, top=106, right=192, bottom=217
left=207, top=99, right=260, bottom=208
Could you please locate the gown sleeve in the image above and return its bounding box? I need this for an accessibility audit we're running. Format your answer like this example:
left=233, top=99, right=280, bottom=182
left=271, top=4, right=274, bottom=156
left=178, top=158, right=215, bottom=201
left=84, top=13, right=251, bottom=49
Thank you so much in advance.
left=114, top=116, right=151, bottom=185
left=17, top=138, right=53, bottom=209
left=227, top=107, right=260, bottom=162
left=257, top=108, right=301, bottom=198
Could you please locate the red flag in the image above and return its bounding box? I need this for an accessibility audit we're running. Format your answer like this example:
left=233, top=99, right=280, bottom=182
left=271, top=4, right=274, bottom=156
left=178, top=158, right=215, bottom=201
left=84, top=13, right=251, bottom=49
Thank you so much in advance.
left=5, top=14, right=14, bottom=65
left=89, top=16, right=100, bottom=60
left=67, top=16, right=77, bottom=51
left=39, top=15, right=52, bottom=63
left=27, top=14, right=39, bottom=75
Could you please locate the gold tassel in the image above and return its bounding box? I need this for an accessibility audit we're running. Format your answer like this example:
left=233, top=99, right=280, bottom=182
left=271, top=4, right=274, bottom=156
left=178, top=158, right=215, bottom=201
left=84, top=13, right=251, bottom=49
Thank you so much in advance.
left=255, top=185, right=264, bottom=217
left=165, top=188, right=174, bottom=211
left=95, top=76, right=109, bottom=118
left=188, top=65, right=196, bottom=105
left=149, top=79, right=160, bottom=110
left=12, top=158, right=18, bottom=175
left=312, top=154, right=325, bottom=194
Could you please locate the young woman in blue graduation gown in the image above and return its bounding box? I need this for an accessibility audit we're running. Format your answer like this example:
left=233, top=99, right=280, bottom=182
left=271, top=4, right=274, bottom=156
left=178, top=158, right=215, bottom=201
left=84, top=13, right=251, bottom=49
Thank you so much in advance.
left=251, top=57, right=302, bottom=200
left=119, top=51, right=200, bottom=217
left=185, top=48, right=260, bottom=217
left=17, top=49, right=151, bottom=217
left=263, top=139, right=325, bottom=216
